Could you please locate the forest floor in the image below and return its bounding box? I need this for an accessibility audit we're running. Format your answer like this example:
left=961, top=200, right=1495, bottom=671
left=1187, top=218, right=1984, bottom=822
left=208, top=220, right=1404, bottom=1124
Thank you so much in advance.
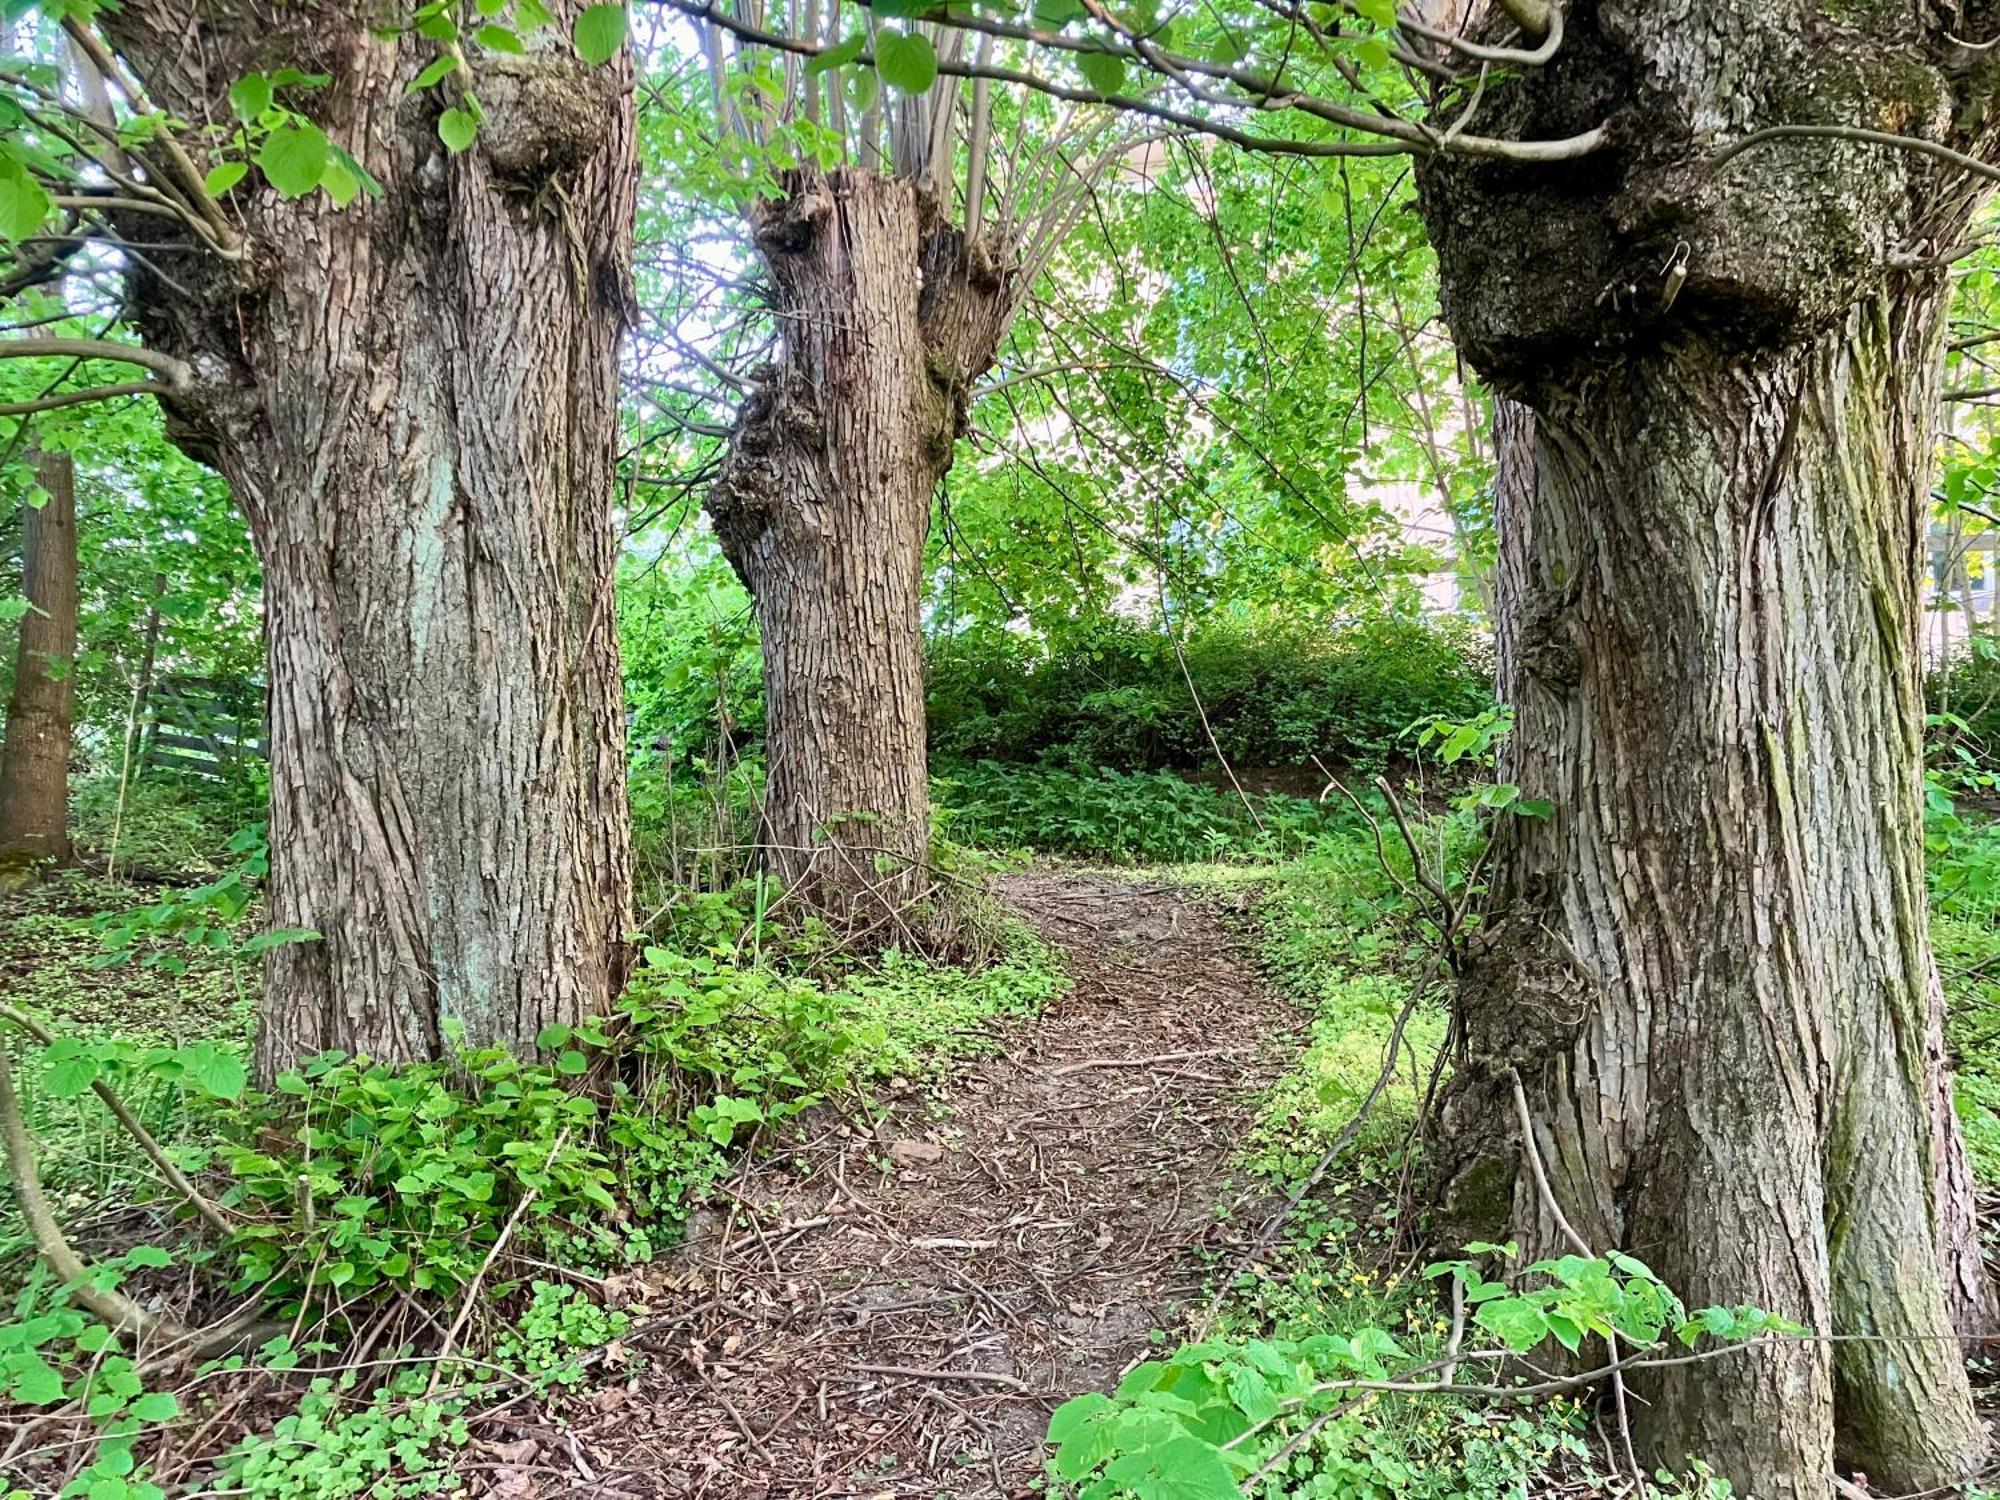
left=488, top=870, right=1301, bottom=1499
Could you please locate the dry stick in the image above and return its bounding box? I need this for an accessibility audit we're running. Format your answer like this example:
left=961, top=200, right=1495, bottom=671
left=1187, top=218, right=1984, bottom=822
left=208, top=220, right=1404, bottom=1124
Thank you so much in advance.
left=1509, top=1075, right=1646, bottom=1498
left=0, top=1040, right=190, bottom=1344
left=1155, top=561, right=1263, bottom=835
left=106, top=577, right=161, bottom=881
left=427, top=1129, right=568, bottom=1397
left=0, top=1002, right=234, bottom=1237
left=847, top=1362, right=1032, bottom=1392
left=1198, top=946, right=1445, bottom=1336
left=1049, top=1048, right=1231, bottom=1077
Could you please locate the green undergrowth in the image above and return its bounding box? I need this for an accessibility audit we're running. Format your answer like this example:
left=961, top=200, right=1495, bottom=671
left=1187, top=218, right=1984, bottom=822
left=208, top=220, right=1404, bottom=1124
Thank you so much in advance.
left=1927, top=786, right=2000, bottom=1192
left=1117, top=836, right=1608, bottom=1499
left=937, top=760, right=1352, bottom=864
left=0, top=845, right=1065, bottom=1500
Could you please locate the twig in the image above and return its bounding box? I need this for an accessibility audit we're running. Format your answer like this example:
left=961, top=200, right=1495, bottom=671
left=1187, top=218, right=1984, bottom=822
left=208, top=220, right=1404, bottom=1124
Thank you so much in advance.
left=1049, top=1049, right=1229, bottom=1077
left=0, top=1041, right=191, bottom=1344
left=427, top=1129, right=568, bottom=1395
left=1510, top=1074, right=1646, bottom=1496
left=848, top=1362, right=1032, bottom=1391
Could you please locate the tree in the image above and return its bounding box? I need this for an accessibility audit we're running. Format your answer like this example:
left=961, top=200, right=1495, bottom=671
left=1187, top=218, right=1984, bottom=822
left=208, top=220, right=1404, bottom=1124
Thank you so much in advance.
left=0, top=3, right=639, bottom=1076
left=0, top=450, right=77, bottom=864
left=676, top=0, right=1994, bottom=1489
left=663, top=9, right=1136, bottom=918
left=1417, top=6, right=1997, bottom=1494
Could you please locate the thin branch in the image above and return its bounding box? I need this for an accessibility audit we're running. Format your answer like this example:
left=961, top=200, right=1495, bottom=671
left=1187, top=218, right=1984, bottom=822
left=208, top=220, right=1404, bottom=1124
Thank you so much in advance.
left=0, top=380, right=174, bottom=417
left=656, top=0, right=1611, bottom=164
left=0, top=1003, right=235, bottom=1238
left=0, top=337, right=191, bottom=385
left=1710, top=125, right=2000, bottom=188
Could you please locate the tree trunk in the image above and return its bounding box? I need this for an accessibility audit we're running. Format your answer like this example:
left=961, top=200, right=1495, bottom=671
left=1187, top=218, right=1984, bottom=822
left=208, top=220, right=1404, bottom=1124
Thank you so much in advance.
left=103, top=9, right=637, bottom=1077
left=1420, top=4, right=1999, bottom=1493
left=0, top=451, right=77, bottom=863
left=709, top=169, right=1015, bottom=922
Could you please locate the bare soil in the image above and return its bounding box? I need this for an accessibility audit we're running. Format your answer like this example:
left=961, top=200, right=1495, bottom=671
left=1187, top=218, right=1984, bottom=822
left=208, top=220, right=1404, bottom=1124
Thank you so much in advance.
left=473, top=869, right=1298, bottom=1498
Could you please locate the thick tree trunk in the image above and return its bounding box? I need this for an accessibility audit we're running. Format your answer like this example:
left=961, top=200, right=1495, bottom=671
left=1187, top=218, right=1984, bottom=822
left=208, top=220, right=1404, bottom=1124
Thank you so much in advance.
left=1455, top=309, right=1989, bottom=1493
left=710, top=169, right=1014, bottom=921
left=0, top=452, right=76, bottom=863
left=1420, top=4, right=2000, bottom=1493
left=104, top=9, right=637, bottom=1076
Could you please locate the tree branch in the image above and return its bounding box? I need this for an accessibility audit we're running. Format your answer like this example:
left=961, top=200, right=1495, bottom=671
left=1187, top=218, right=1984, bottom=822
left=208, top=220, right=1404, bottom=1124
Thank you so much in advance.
left=1709, top=125, right=2000, bottom=188
left=0, top=337, right=192, bottom=387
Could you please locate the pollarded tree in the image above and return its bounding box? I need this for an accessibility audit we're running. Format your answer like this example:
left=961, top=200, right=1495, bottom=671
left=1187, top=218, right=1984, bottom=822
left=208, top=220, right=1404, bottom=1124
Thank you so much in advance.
left=0, top=2, right=639, bottom=1077
left=658, top=2, right=1151, bottom=917
left=1418, top=5, right=2000, bottom=1492
left=679, top=0, right=1995, bottom=1491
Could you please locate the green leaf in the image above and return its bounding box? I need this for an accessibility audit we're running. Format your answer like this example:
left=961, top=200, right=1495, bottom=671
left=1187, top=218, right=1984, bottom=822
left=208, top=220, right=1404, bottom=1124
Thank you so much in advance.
left=179, top=1044, right=246, bottom=1100
left=1048, top=1391, right=1113, bottom=1444
left=876, top=30, right=937, bottom=94
left=129, top=1391, right=179, bottom=1422
left=409, top=55, right=458, bottom=92
left=256, top=122, right=331, bottom=199
left=0, top=157, right=51, bottom=241
left=1474, top=1298, right=1551, bottom=1353
left=44, top=1051, right=98, bottom=1098
left=807, top=32, right=867, bottom=75
left=536, top=1023, right=572, bottom=1049
left=1077, top=50, right=1126, bottom=95
left=203, top=160, right=249, bottom=197
left=476, top=24, right=524, bottom=52
left=227, top=72, right=274, bottom=121
left=572, top=3, right=627, bottom=65
left=123, top=1246, right=173, bottom=1269
left=1225, top=1365, right=1280, bottom=1423
left=438, top=107, right=479, bottom=153
left=556, top=1049, right=589, bottom=1075
left=9, top=1354, right=64, bottom=1405
left=1352, top=0, right=1395, bottom=22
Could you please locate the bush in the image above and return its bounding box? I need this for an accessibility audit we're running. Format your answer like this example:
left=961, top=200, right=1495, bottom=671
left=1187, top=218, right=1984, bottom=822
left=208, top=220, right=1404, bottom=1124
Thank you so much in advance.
left=935, top=760, right=1349, bottom=863
left=927, top=615, right=1493, bottom=774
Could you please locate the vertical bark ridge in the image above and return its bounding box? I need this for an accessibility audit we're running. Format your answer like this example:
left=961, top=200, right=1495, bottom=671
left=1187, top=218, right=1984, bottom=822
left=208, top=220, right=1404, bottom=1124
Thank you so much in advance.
left=1449, top=298, right=1985, bottom=1495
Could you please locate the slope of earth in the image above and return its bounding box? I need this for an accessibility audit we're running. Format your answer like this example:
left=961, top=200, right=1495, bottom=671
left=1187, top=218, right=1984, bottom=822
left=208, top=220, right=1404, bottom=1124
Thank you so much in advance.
left=486, top=870, right=1299, bottom=1498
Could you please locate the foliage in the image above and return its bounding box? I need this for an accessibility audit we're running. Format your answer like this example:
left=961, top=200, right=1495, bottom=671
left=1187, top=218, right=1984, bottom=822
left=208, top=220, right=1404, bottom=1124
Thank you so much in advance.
left=196, top=914, right=1062, bottom=1303
left=217, top=1371, right=471, bottom=1500
left=936, top=760, right=1341, bottom=864
left=928, top=616, right=1492, bottom=775
left=69, top=774, right=265, bottom=882
left=2, top=1256, right=189, bottom=1500
left=1045, top=1247, right=1788, bottom=1500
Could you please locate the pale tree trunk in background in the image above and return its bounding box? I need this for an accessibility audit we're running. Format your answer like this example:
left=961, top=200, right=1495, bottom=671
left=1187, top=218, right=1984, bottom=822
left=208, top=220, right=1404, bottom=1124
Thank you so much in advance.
left=0, top=452, right=76, bottom=863
left=711, top=169, right=1014, bottom=921
left=103, top=3, right=637, bottom=1077
left=1422, top=3, right=1999, bottom=1493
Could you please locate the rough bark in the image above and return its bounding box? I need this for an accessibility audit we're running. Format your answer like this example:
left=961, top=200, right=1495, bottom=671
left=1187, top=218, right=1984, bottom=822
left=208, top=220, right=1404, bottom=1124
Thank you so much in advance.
left=1421, top=4, right=2000, bottom=1494
left=0, top=451, right=77, bottom=864
left=709, top=169, right=1016, bottom=920
left=100, top=5, right=637, bottom=1077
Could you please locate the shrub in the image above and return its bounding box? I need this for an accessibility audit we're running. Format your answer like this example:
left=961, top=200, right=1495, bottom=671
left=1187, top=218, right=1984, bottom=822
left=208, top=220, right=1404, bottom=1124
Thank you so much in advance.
left=927, top=615, right=1492, bottom=774
left=934, top=760, right=1348, bottom=863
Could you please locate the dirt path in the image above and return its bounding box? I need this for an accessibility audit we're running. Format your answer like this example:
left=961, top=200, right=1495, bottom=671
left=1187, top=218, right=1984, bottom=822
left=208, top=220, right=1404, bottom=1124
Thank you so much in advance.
left=508, top=871, right=1296, bottom=1499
